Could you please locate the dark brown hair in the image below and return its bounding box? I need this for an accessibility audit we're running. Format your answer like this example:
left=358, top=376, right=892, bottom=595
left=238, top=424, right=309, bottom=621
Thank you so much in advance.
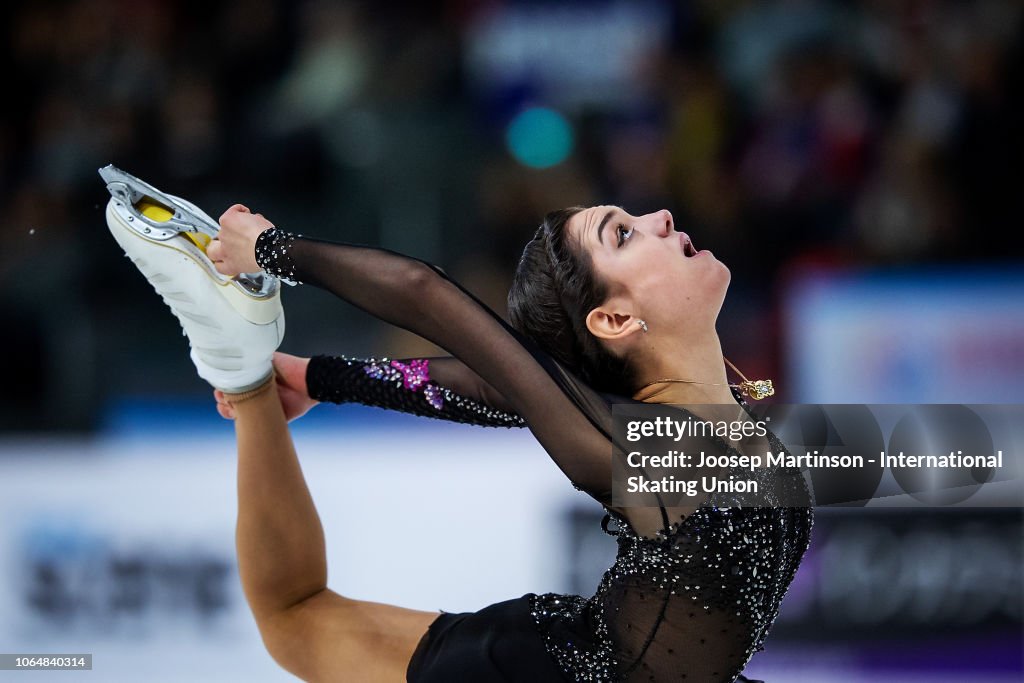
left=508, top=207, right=635, bottom=395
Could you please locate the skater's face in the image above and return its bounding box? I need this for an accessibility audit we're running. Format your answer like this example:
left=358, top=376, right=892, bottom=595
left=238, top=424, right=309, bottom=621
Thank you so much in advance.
left=567, top=205, right=730, bottom=340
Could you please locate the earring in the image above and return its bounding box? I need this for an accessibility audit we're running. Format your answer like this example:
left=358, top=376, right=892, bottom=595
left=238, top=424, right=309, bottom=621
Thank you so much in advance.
left=637, top=319, right=649, bottom=333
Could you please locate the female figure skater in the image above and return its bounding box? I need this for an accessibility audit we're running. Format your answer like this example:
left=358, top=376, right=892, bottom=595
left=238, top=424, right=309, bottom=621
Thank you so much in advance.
left=122, top=200, right=812, bottom=682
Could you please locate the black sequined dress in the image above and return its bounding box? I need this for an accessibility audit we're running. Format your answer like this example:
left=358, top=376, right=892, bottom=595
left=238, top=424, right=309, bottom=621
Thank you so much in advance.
left=256, top=228, right=814, bottom=683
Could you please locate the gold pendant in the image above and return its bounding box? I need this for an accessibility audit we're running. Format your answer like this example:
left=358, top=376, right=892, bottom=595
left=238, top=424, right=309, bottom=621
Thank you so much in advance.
left=739, top=379, right=774, bottom=400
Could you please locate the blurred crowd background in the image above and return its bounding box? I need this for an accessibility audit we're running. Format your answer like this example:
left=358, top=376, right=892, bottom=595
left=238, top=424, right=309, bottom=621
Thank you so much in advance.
left=0, top=1, right=1021, bottom=681
left=2, top=0, right=1021, bottom=429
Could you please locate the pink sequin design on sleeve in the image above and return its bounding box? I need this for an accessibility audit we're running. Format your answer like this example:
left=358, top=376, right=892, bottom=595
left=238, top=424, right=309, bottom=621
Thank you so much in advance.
left=363, top=359, right=445, bottom=410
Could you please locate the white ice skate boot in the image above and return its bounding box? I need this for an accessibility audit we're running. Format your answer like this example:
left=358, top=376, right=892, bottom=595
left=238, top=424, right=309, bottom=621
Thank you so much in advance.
left=100, top=164, right=285, bottom=392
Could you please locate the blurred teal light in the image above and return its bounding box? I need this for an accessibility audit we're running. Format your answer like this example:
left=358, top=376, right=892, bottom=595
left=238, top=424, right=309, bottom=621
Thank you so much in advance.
left=505, top=107, right=573, bottom=169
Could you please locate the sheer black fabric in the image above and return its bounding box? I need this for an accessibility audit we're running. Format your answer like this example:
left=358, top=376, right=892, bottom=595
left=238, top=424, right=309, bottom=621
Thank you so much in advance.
left=257, top=228, right=813, bottom=682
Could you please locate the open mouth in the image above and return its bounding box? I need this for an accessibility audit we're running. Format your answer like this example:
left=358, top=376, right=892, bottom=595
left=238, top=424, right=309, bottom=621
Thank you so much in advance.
left=681, top=233, right=697, bottom=257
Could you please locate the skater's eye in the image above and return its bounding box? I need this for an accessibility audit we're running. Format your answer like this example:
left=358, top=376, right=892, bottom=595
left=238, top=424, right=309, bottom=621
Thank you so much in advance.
left=616, top=224, right=634, bottom=247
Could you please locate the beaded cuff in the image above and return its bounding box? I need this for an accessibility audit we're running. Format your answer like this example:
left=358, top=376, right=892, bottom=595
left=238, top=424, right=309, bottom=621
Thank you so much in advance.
left=255, top=227, right=303, bottom=284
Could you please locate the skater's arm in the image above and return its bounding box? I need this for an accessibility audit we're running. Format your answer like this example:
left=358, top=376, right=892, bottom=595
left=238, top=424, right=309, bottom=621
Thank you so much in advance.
left=218, top=352, right=524, bottom=428
left=210, top=205, right=618, bottom=502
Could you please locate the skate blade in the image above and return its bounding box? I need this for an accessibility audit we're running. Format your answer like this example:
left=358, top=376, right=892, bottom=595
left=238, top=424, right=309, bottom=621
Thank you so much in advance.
left=99, top=164, right=282, bottom=298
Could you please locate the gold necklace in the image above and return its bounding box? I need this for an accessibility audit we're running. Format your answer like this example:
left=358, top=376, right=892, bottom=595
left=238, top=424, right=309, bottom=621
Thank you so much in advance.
left=636, top=357, right=775, bottom=400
